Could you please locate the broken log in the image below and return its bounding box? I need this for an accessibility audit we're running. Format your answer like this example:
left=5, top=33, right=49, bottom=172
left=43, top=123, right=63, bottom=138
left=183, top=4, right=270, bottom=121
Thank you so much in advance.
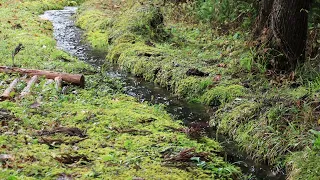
left=19, top=75, right=38, bottom=98
left=0, top=66, right=84, bottom=87
left=1, top=78, right=19, bottom=100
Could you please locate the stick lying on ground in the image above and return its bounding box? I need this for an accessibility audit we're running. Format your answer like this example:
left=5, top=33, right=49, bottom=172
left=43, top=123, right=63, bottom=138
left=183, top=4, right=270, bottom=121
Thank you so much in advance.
left=0, top=78, right=20, bottom=100
left=0, top=66, right=85, bottom=87
left=19, top=75, right=38, bottom=99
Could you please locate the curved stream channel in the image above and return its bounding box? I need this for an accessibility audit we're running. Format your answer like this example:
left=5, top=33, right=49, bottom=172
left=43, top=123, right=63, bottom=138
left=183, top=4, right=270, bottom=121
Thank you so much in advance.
left=40, top=7, right=285, bottom=179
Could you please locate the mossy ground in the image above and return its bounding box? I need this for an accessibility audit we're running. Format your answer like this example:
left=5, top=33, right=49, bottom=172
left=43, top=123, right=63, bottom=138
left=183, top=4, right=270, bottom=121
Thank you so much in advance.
left=75, top=0, right=320, bottom=179
left=0, top=0, right=240, bottom=179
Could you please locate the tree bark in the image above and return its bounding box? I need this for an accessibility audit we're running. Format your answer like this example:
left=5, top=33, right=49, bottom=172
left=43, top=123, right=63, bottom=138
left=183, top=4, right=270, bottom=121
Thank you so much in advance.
left=19, top=75, right=38, bottom=99
left=271, top=0, right=312, bottom=70
left=0, top=66, right=84, bottom=87
left=254, top=0, right=312, bottom=71
left=253, top=0, right=275, bottom=38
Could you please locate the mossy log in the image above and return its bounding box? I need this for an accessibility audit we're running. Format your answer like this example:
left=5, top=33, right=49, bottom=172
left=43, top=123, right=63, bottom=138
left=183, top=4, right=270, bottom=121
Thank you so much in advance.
left=0, top=66, right=84, bottom=87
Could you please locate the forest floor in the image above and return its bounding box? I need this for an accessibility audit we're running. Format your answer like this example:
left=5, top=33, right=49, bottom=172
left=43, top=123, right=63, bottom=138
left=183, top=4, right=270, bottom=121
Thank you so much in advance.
left=1, top=0, right=320, bottom=179
left=75, top=0, right=320, bottom=179
left=0, top=0, right=241, bottom=179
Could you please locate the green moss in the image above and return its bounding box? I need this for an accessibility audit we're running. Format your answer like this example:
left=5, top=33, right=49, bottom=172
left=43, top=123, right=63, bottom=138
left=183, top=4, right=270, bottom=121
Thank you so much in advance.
left=0, top=81, right=240, bottom=178
left=108, top=3, right=167, bottom=42
left=201, top=85, right=245, bottom=106
left=0, top=1, right=240, bottom=179
left=175, top=77, right=211, bottom=98
left=86, top=30, right=109, bottom=50
left=215, top=101, right=260, bottom=133
left=76, top=9, right=112, bottom=31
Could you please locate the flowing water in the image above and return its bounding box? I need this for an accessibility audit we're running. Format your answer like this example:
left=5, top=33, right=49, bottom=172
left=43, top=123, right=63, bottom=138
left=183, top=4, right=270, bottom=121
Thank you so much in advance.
left=40, top=7, right=286, bottom=180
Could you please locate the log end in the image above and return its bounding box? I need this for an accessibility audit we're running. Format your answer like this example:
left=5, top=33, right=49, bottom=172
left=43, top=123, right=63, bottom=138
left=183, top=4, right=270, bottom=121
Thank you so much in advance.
left=79, top=75, right=85, bottom=88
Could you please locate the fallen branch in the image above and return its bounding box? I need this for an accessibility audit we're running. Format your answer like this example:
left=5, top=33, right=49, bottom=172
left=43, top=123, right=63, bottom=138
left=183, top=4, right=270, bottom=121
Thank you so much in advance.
left=164, top=148, right=210, bottom=162
left=37, top=127, right=87, bottom=138
left=19, top=75, right=38, bottom=98
left=0, top=78, right=19, bottom=100
left=112, top=127, right=152, bottom=135
left=0, top=66, right=84, bottom=87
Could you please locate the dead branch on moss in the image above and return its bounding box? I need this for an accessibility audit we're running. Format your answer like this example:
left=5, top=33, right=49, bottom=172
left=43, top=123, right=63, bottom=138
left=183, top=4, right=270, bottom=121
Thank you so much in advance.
left=54, top=154, right=90, bottom=164
left=39, top=137, right=88, bottom=147
left=38, top=127, right=87, bottom=138
left=163, top=125, right=206, bottom=138
left=164, top=147, right=210, bottom=162
left=138, top=117, right=157, bottom=124
left=19, top=75, right=38, bottom=99
left=112, top=127, right=152, bottom=136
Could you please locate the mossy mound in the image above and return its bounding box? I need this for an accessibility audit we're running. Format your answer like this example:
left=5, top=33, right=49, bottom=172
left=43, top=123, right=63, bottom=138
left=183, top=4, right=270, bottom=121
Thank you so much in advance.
left=287, top=148, right=320, bottom=180
left=214, top=94, right=315, bottom=165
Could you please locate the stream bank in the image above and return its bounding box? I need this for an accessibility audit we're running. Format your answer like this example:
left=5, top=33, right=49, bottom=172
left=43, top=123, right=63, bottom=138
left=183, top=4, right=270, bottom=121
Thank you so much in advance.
left=0, top=1, right=239, bottom=179
left=42, top=6, right=286, bottom=179
left=75, top=0, right=320, bottom=179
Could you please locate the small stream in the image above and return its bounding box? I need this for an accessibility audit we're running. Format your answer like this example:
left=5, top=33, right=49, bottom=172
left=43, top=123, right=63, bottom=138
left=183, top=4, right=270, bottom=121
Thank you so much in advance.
left=40, top=7, right=286, bottom=180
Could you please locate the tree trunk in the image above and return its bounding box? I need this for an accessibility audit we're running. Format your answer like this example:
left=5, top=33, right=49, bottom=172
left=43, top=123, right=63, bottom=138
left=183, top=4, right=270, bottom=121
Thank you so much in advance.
left=271, top=0, right=312, bottom=70
left=253, top=0, right=275, bottom=38
left=254, top=0, right=312, bottom=71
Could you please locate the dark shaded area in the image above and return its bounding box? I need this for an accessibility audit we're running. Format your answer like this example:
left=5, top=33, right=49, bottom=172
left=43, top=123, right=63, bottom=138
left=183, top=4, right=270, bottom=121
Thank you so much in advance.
left=186, top=68, right=209, bottom=77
